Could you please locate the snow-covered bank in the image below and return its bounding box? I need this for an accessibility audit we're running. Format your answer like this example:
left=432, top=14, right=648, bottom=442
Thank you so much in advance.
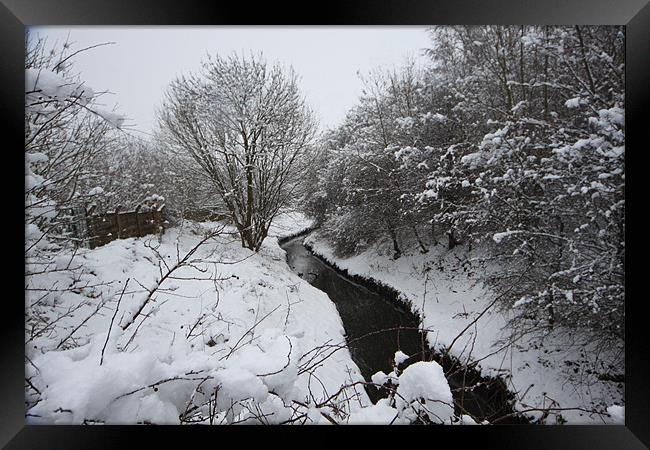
left=25, top=208, right=623, bottom=425
left=304, top=231, right=624, bottom=424
left=267, top=210, right=316, bottom=241
left=26, top=213, right=371, bottom=424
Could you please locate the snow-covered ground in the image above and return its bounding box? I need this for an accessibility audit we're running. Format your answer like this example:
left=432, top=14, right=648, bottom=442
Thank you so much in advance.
left=26, top=212, right=374, bottom=424
left=304, top=230, right=624, bottom=424
left=25, top=210, right=622, bottom=425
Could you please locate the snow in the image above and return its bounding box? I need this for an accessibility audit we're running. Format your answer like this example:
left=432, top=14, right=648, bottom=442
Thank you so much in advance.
left=511, top=100, right=527, bottom=114
left=598, top=107, right=624, bottom=126
left=304, top=230, right=623, bottom=424
left=88, top=186, right=104, bottom=196
left=26, top=223, right=44, bottom=242
left=371, top=370, right=389, bottom=386
left=513, top=296, right=533, bottom=308
left=565, top=97, right=581, bottom=108
left=353, top=362, right=454, bottom=425
left=213, top=366, right=269, bottom=410
left=25, top=172, right=46, bottom=191
left=25, top=68, right=125, bottom=128
left=395, top=361, right=454, bottom=423
left=394, top=350, right=409, bottom=366
left=492, top=230, right=522, bottom=244
left=606, top=405, right=624, bottom=424
left=26, top=152, right=49, bottom=165
left=521, top=35, right=541, bottom=47
left=348, top=399, right=404, bottom=424
left=93, top=108, right=126, bottom=129
left=26, top=68, right=95, bottom=107
left=396, top=116, right=416, bottom=128
left=26, top=212, right=370, bottom=424
left=25, top=207, right=622, bottom=424
left=394, top=146, right=420, bottom=161
left=603, top=146, right=624, bottom=159
left=144, top=194, right=165, bottom=202
left=422, top=112, right=447, bottom=123
left=460, top=152, right=483, bottom=169
left=458, top=414, right=479, bottom=425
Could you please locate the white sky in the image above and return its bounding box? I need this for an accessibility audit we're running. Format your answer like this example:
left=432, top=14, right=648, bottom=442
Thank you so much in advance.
left=29, top=26, right=433, bottom=136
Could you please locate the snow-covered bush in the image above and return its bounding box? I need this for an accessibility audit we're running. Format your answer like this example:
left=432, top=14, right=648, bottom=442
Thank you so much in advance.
left=361, top=359, right=457, bottom=425
left=394, top=361, right=455, bottom=423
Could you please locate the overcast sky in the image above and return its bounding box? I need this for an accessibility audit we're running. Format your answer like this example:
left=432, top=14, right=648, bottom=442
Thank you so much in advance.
left=29, top=26, right=432, bottom=136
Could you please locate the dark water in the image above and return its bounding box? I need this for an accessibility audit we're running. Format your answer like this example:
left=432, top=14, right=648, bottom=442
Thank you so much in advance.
left=280, top=234, right=527, bottom=423
left=282, top=235, right=424, bottom=392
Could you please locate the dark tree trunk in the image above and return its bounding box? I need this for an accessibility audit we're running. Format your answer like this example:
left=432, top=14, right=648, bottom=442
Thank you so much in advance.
left=389, top=227, right=401, bottom=260
left=543, top=26, right=550, bottom=120
left=240, top=226, right=255, bottom=250
left=447, top=228, right=460, bottom=250
left=413, top=226, right=428, bottom=253
left=575, top=25, right=596, bottom=95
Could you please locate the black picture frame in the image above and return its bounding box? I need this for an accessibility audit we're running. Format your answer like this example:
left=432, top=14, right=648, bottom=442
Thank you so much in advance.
left=1, top=0, right=647, bottom=448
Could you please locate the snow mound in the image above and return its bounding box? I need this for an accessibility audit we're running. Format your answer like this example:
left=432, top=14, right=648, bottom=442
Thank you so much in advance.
left=371, top=370, right=389, bottom=386
left=606, top=405, right=624, bottom=424
left=395, top=361, right=454, bottom=423
left=348, top=399, right=405, bottom=424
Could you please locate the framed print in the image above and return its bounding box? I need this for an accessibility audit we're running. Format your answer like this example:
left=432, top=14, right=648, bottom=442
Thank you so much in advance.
left=1, top=0, right=647, bottom=447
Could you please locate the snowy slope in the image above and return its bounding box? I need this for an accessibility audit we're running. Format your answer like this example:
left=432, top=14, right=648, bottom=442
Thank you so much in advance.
left=26, top=213, right=371, bottom=424
left=304, top=230, right=624, bottom=424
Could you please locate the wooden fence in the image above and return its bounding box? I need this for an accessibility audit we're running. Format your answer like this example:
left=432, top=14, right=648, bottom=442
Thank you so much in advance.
left=85, top=205, right=167, bottom=249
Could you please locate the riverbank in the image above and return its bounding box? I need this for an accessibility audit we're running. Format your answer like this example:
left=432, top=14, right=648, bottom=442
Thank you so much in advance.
left=303, top=230, right=624, bottom=424
left=24, top=210, right=623, bottom=425
left=284, top=234, right=526, bottom=423
left=26, top=213, right=371, bottom=424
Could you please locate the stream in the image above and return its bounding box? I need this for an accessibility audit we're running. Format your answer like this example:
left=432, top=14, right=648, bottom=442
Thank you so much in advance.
left=280, top=233, right=527, bottom=424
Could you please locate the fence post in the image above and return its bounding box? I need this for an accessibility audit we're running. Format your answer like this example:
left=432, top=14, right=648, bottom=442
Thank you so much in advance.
left=115, top=206, right=122, bottom=239
left=158, top=205, right=166, bottom=234
left=156, top=205, right=165, bottom=242
left=135, top=204, right=142, bottom=237
left=83, top=206, right=91, bottom=249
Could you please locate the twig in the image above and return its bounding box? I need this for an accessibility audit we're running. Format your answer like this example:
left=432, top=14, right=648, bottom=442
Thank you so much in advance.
left=444, top=269, right=528, bottom=357
left=121, top=230, right=220, bottom=331
left=221, top=305, right=282, bottom=360
left=100, top=278, right=129, bottom=366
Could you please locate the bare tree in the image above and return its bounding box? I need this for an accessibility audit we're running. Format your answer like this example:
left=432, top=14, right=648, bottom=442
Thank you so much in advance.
left=158, top=53, right=317, bottom=251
